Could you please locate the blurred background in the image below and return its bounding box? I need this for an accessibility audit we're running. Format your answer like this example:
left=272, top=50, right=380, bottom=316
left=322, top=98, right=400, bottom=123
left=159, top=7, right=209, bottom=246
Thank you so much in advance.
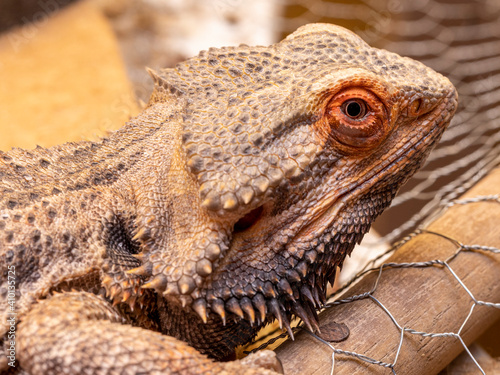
left=0, top=0, right=499, bottom=372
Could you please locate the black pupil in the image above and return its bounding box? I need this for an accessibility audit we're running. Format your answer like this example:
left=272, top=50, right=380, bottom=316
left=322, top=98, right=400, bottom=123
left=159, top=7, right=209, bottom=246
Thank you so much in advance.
left=346, top=101, right=362, bottom=118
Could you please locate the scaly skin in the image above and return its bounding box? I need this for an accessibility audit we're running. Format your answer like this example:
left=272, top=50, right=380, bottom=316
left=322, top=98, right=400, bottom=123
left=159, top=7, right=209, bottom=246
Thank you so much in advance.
left=0, top=24, right=457, bottom=374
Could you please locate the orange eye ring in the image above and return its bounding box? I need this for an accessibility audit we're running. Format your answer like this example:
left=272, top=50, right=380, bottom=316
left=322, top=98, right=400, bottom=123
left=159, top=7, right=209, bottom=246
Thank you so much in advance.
left=325, top=87, right=390, bottom=151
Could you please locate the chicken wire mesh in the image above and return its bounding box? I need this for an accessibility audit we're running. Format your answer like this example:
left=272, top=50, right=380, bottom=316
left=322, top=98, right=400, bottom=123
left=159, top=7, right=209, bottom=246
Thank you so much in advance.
left=242, top=0, right=500, bottom=373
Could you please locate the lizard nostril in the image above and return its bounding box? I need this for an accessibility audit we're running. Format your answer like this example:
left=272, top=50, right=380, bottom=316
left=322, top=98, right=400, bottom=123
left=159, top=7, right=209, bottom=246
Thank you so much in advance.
left=409, top=98, right=424, bottom=117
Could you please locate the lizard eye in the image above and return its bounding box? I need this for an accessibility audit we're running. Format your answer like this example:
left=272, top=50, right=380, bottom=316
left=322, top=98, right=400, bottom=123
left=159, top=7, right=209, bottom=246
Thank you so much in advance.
left=342, top=99, right=367, bottom=119
left=325, top=87, right=389, bottom=151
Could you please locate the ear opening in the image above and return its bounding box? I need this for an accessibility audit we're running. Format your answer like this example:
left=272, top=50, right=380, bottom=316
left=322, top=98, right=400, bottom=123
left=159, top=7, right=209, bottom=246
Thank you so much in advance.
left=234, top=206, right=264, bottom=233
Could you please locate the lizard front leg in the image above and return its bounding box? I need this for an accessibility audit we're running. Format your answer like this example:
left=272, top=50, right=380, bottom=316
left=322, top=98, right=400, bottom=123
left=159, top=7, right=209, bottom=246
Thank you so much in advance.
left=16, top=292, right=282, bottom=375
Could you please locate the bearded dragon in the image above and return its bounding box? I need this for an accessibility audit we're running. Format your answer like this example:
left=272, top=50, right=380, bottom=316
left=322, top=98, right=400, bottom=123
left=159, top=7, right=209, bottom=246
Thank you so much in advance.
left=0, top=23, right=457, bottom=374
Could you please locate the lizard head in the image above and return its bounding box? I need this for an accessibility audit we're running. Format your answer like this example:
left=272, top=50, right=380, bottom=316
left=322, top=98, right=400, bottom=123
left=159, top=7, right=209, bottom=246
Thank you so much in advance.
left=133, top=24, right=457, bottom=334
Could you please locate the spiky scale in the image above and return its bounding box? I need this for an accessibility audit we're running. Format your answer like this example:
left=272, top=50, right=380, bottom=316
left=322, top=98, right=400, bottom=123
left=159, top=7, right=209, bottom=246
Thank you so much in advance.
left=109, top=285, right=120, bottom=300
left=205, top=244, right=221, bottom=261
left=121, top=290, right=132, bottom=303
left=239, top=186, right=254, bottom=205
left=327, top=269, right=337, bottom=286
left=126, top=264, right=152, bottom=277
left=196, top=259, right=212, bottom=277
left=278, top=279, right=294, bottom=300
left=192, top=299, right=208, bottom=324
left=303, top=302, right=320, bottom=333
left=292, top=301, right=317, bottom=333
left=300, top=285, right=316, bottom=307
left=211, top=299, right=226, bottom=326
left=121, top=279, right=132, bottom=289
left=268, top=299, right=283, bottom=329
left=305, top=250, right=318, bottom=263
left=312, top=287, right=323, bottom=308
left=295, top=261, right=308, bottom=278
left=286, top=269, right=301, bottom=283
left=163, top=283, right=178, bottom=296
left=102, top=275, right=113, bottom=287
left=316, top=243, right=325, bottom=254
left=132, top=227, right=150, bottom=242
left=253, top=176, right=269, bottom=194
left=317, top=286, right=326, bottom=305
left=281, top=312, right=294, bottom=340
left=177, top=275, right=195, bottom=295
left=201, top=197, right=221, bottom=211
left=127, top=295, right=137, bottom=311
left=179, top=295, right=191, bottom=308
left=240, top=297, right=256, bottom=325
left=132, top=253, right=146, bottom=262
left=222, top=193, right=239, bottom=211
left=146, top=66, right=160, bottom=84
left=252, top=294, right=267, bottom=322
left=263, top=282, right=277, bottom=298
left=141, top=274, right=167, bottom=292
left=267, top=167, right=284, bottom=187
left=226, top=298, right=244, bottom=319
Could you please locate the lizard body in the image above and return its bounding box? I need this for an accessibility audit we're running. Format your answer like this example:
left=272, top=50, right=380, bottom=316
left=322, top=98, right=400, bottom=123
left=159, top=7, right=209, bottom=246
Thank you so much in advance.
left=0, top=24, right=457, bottom=374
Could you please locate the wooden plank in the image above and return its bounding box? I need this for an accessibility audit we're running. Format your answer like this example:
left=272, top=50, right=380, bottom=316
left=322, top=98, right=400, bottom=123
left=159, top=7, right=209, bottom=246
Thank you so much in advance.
left=275, top=168, right=500, bottom=375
